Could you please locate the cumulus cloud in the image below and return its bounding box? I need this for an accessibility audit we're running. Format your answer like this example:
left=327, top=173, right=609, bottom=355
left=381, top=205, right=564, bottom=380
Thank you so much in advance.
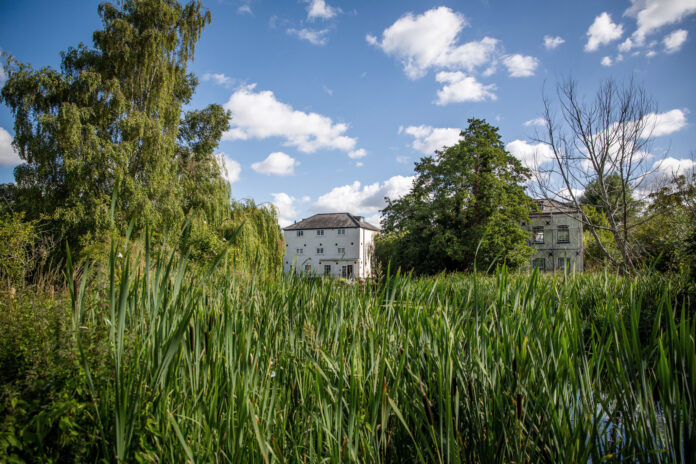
left=502, top=54, right=539, bottom=77
left=645, top=108, right=687, bottom=136
left=400, top=125, right=462, bottom=154
left=601, top=56, right=613, bottom=66
left=366, top=7, right=499, bottom=79
left=505, top=140, right=555, bottom=168
left=287, top=27, right=330, bottom=45
left=0, top=127, right=22, bottom=167
left=435, top=71, right=497, bottom=105
left=524, top=118, right=546, bottom=127
left=585, top=12, right=624, bottom=51
left=271, top=192, right=297, bottom=227
left=237, top=4, right=252, bottom=15
left=625, top=0, right=696, bottom=44
left=216, top=153, right=241, bottom=184
left=642, top=157, right=696, bottom=189
left=313, top=175, right=415, bottom=215
left=202, top=72, right=233, bottom=87
left=223, top=84, right=359, bottom=154
left=663, top=29, right=688, bottom=53
left=543, top=35, right=565, bottom=50
left=348, top=148, right=367, bottom=159
left=251, top=152, right=298, bottom=176
left=306, top=0, right=338, bottom=21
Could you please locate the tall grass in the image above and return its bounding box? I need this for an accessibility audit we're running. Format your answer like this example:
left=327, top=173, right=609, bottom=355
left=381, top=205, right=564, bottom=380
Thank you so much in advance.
left=68, top=232, right=695, bottom=462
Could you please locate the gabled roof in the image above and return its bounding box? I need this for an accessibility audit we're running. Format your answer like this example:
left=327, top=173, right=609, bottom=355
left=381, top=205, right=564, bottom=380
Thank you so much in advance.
left=284, top=212, right=380, bottom=231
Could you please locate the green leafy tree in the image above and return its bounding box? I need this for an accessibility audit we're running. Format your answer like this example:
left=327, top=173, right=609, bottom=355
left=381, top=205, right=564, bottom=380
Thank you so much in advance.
left=380, top=118, right=534, bottom=274
left=0, top=0, right=228, bottom=257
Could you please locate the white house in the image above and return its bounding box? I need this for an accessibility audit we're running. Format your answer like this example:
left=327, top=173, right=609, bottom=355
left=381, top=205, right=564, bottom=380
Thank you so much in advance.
left=283, top=213, right=379, bottom=279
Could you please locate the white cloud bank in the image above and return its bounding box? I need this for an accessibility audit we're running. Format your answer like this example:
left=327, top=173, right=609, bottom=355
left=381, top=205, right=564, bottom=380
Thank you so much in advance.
left=0, top=127, right=22, bottom=167
left=505, top=140, right=555, bottom=168
left=251, top=152, right=298, bottom=176
left=626, top=0, right=696, bottom=44
left=271, top=192, right=298, bottom=227
left=313, top=175, right=415, bottom=216
left=645, top=108, right=687, bottom=136
left=400, top=125, right=462, bottom=154
left=223, top=84, right=360, bottom=155
left=585, top=12, right=624, bottom=52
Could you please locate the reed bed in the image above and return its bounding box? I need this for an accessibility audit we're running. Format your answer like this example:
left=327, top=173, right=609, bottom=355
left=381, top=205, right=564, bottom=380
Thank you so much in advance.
left=67, top=234, right=695, bottom=463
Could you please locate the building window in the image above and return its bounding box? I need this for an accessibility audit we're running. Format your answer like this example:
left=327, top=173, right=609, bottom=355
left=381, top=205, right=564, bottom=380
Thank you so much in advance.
left=337, top=229, right=345, bottom=235
left=296, top=248, right=303, bottom=255
left=337, top=247, right=345, bottom=254
left=558, top=257, right=572, bottom=271
left=557, top=225, right=569, bottom=244
left=304, top=264, right=312, bottom=273
left=316, top=247, right=324, bottom=254
left=297, top=230, right=303, bottom=237
left=532, top=258, right=545, bottom=271
left=324, top=264, right=331, bottom=276
left=316, top=229, right=324, bottom=236
left=341, top=264, right=353, bottom=278
left=533, top=226, right=544, bottom=244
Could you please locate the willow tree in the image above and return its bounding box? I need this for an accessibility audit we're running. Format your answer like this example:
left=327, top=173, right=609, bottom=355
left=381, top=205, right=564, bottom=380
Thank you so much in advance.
left=1, top=0, right=231, bottom=256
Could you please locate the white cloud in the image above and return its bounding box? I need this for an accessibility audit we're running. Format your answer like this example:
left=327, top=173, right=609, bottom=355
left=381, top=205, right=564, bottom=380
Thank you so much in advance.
left=287, top=28, right=330, bottom=46
left=645, top=108, right=687, bottom=136
left=355, top=161, right=364, bottom=167
left=435, top=71, right=497, bottom=105
left=271, top=192, right=297, bottom=227
left=223, top=84, right=359, bottom=154
left=585, top=12, right=624, bottom=52
left=251, top=152, right=298, bottom=176
left=202, top=72, right=234, bottom=87
left=313, top=175, right=415, bottom=215
left=601, top=56, right=613, bottom=66
left=434, top=72, right=496, bottom=105
left=216, top=153, right=241, bottom=184
left=618, top=37, right=634, bottom=52
left=400, top=125, right=462, bottom=154
left=0, top=127, right=21, bottom=167
left=237, top=4, right=252, bottom=15
left=366, top=7, right=499, bottom=79
left=626, top=0, right=696, bottom=44
left=348, top=148, right=367, bottom=159
left=502, top=54, right=539, bottom=77
left=642, top=157, right=696, bottom=189
left=306, top=0, right=338, bottom=21
left=505, top=139, right=555, bottom=167
left=543, top=35, right=565, bottom=50
left=663, top=29, right=688, bottom=53
left=524, top=117, right=546, bottom=127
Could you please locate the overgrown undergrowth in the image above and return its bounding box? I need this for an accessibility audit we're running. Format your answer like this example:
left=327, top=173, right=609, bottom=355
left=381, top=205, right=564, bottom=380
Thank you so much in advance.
left=1, top=237, right=694, bottom=463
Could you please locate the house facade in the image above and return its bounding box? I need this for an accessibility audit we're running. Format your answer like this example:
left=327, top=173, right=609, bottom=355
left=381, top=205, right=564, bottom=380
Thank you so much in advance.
left=283, top=213, right=379, bottom=279
left=527, top=199, right=584, bottom=272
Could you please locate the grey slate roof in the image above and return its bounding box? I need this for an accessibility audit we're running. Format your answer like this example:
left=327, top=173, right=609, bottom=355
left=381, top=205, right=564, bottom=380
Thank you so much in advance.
left=284, top=212, right=380, bottom=231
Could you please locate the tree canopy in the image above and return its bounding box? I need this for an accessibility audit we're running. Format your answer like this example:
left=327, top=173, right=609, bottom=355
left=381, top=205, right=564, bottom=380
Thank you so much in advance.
left=1, top=0, right=230, bottom=254
left=378, top=118, right=534, bottom=274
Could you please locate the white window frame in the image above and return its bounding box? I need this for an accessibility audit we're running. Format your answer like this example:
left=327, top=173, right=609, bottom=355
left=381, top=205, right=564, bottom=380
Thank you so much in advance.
left=316, top=229, right=324, bottom=236
left=557, top=226, right=570, bottom=244
left=316, top=247, right=324, bottom=254
left=337, top=247, right=345, bottom=254
left=323, top=264, right=331, bottom=276
left=296, top=248, right=303, bottom=255
left=337, top=228, right=345, bottom=235
left=296, top=230, right=303, bottom=237
left=533, top=226, right=544, bottom=244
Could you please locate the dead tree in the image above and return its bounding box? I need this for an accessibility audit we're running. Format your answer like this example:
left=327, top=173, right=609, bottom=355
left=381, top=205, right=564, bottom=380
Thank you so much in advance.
left=532, top=77, right=663, bottom=274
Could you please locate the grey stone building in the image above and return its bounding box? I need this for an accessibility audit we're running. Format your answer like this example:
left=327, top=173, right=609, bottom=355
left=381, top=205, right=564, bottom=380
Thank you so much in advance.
left=526, top=199, right=583, bottom=272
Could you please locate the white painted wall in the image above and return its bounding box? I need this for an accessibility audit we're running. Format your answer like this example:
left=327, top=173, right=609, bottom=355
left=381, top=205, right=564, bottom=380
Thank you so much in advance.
left=283, top=227, right=377, bottom=279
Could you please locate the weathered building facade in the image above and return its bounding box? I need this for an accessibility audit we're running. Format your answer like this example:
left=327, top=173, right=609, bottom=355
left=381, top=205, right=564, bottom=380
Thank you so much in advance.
left=283, top=213, right=379, bottom=279
left=527, top=199, right=584, bottom=272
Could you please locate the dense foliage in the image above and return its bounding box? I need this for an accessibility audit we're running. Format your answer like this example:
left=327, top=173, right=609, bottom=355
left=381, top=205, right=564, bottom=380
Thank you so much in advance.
left=0, top=0, right=231, bottom=260
left=1, top=232, right=694, bottom=462
left=379, top=119, right=534, bottom=274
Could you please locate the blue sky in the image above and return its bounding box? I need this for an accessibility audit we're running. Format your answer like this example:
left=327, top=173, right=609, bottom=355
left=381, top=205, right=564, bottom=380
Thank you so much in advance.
left=1, top=0, right=695, bottom=226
